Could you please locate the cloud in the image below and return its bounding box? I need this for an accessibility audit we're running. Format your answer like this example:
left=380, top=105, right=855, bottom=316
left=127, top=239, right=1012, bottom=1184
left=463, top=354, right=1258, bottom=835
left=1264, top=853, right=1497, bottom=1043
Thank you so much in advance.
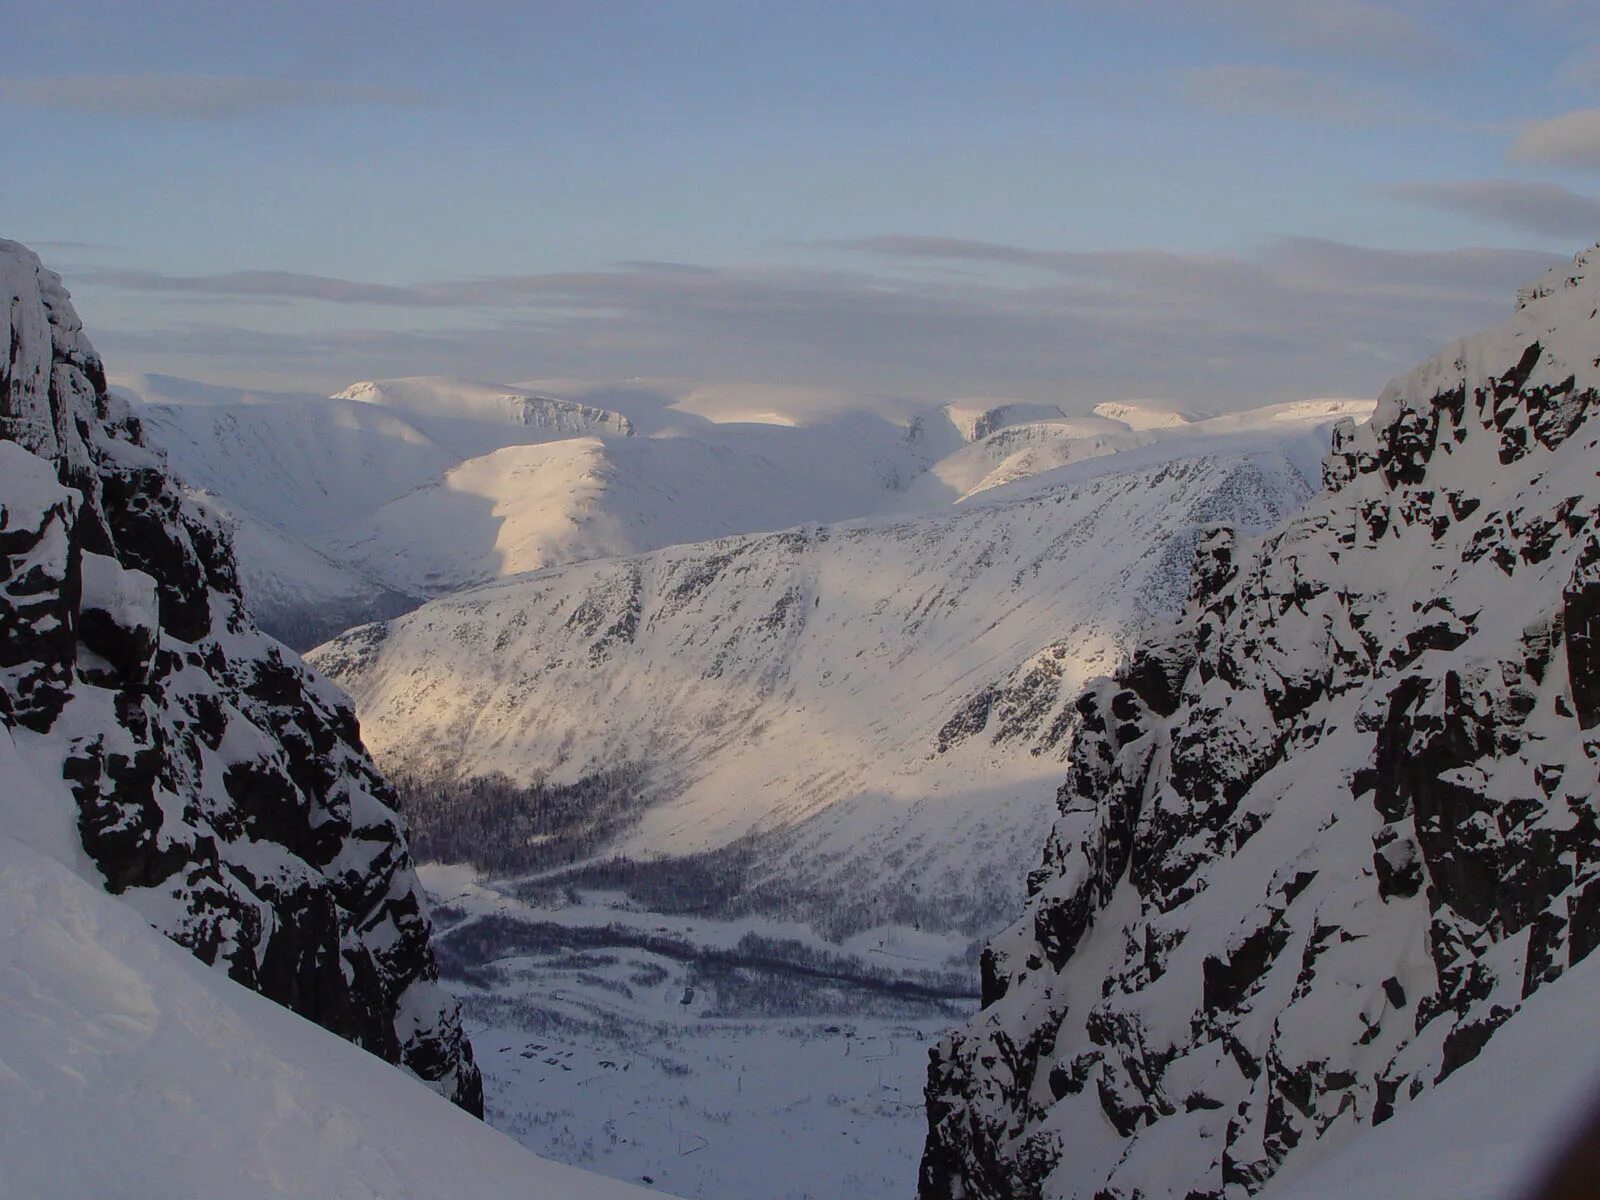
left=28, top=239, right=122, bottom=252
left=83, top=238, right=1564, bottom=410
left=0, top=74, right=423, bottom=118
left=92, top=269, right=426, bottom=305
left=1381, top=179, right=1600, bottom=239
left=1183, top=65, right=1409, bottom=125
left=1559, top=46, right=1600, bottom=90
left=1512, top=108, right=1600, bottom=168
left=824, top=234, right=1550, bottom=298
left=1198, top=0, right=1451, bottom=64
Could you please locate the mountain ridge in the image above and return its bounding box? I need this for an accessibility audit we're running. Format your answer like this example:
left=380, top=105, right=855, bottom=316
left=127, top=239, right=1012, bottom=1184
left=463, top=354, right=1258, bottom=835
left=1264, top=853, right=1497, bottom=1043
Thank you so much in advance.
left=917, top=245, right=1600, bottom=1198
left=0, top=238, right=482, bottom=1113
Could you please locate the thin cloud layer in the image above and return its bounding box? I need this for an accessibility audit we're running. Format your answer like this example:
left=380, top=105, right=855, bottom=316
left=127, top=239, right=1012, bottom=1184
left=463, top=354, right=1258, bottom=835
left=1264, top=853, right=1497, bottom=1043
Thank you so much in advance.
left=1183, top=65, right=1405, bottom=124
left=1382, top=179, right=1600, bottom=239
left=0, top=74, right=423, bottom=118
left=1560, top=45, right=1600, bottom=89
left=1196, top=0, right=1451, bottom=64
left=1513, top=108, right=1600, bottom=169
left=83, top=238, right=1563, bottom=409
left=93, top=269, right=426, bottom=305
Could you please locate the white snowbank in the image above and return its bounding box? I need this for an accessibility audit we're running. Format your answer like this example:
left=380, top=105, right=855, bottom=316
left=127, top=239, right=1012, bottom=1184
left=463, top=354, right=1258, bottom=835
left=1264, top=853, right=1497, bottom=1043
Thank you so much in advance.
left=1265, top=954, right=1600, bottom=1200
left=0, top=727, right=669, bottom=1200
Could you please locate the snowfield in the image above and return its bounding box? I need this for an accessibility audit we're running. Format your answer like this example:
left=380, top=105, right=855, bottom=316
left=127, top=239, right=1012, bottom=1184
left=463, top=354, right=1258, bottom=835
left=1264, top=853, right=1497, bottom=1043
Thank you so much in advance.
left=421, top=862, right=971, bottom=1200
left=0, top=722, right=667, bottom=1200
left=1261, top=950, right=1600, bottom=1200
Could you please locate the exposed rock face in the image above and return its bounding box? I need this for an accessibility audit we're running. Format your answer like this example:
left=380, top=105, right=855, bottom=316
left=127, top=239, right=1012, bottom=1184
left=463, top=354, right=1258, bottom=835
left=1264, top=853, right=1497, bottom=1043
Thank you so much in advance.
left=0, top=239, right=481, bottom=1114
left=920, top=246, right=1600, bottom=1198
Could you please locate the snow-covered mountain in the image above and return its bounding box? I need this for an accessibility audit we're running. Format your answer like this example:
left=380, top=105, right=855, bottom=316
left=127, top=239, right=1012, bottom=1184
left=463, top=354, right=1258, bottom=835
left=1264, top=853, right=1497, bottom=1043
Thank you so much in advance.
left=308, top=407, right=1360, bottom=944
left=918, top=248, right=1600, bottom=1198
left=134, top=359, right=1367, bottom=656
left=134, top=378, right=951, bottom=643
left=137, top=395, right=460, bottom=646
left=321, top=416, right=945, bottom=603
left=0, top=241, right=480, bottom=1114
left=334, top=376, right=636, bottom=457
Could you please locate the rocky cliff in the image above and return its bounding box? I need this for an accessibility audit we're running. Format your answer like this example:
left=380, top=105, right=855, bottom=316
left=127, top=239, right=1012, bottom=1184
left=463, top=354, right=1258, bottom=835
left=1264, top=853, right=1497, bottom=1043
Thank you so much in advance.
left=920, top=246, right=1600, bottom=1197
left=0, top=239, right=482, bottom=1113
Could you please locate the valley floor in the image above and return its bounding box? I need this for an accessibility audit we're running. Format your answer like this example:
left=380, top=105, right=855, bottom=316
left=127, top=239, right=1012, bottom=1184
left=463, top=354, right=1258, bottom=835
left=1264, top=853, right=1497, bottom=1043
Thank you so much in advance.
left=421, top=864, right=978, bottom=1200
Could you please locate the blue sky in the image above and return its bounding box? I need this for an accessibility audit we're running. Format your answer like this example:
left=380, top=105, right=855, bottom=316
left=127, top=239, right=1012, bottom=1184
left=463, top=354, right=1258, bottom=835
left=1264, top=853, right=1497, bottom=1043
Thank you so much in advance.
left=5, top=0, right=1600, bottom=408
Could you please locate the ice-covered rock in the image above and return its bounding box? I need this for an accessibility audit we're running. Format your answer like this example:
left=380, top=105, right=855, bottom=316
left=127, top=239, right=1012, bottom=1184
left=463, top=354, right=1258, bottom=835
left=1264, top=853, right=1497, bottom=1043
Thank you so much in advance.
left=919, top=246, right=1600, bottom=1198
left=0, top=239, right=482, bottom=1113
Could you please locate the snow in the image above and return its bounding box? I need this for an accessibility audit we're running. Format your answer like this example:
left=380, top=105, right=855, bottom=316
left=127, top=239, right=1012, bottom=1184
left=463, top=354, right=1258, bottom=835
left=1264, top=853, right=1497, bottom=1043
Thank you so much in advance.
left=320, top=428, right=934, bottom=601
left=0, top=439, right=74, bottom=533
left=309, top=409, right=1365, bottom=946
left=919, top=243, right=1600, bottom=1200
left=131, top=364, right=1367, bottom=655
left=1090, top=399, right=1212, bottom=429
left=937, top=398, right=1072, bottom=442
left=0, top=723, right=669, bottom=1200
left=78, top=551, right=158, bottom=631
left=139, top=395, right=460, bottom=540
left=422, top=864, right=968, bottom=1200
left=1264, top=953, right=1600, bottom=1200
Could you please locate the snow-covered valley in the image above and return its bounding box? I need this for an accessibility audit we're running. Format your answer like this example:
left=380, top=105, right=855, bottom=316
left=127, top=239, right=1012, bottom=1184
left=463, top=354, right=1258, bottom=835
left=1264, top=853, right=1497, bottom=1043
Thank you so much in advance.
left=8, top=211, right=1598, bottom=1200
left=292, top=400, right=1367, bottom=1200
left=308, top=407, right=1364, bottom=946
left=422, top=862, right=972, bottom=1199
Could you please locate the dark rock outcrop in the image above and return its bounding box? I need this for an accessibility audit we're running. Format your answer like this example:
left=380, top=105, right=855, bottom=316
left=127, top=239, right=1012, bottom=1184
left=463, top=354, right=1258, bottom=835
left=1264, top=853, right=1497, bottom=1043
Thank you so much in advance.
left=0, top=240, right=481, bottom=1113
left=920, top=246, right=1600, bottom=1198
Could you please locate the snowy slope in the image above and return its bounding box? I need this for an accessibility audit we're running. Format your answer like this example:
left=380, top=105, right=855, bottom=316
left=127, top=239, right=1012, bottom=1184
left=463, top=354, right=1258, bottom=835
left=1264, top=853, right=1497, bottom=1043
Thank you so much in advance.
left=899, top=401, right=1370, bottom=507
left=325, top=418, right=956, bottom=600
left=0, top=238, right=480, bottom=1111
left=131, top=380, right=948, bottom=639
left=919, top=247, right=1600, bottom=1199
left=131, top=357, right=1367, bottom=661
left=181, top=489, right=422, bottom=650
left=135, top=396, right=462, bottom=645
left=0, top=728, right=666, bottom=1200
left=1260, top=953, right=1600, bottom=1200
left=140, top=395, right=460, bottom=537
left=137, top=361, right=1365, bottom=651
left=336, top=376, right=635, bottom=458
left=310, top=411, right=1359, bottom=943
left=1091, top=399, right=1214, bottom=430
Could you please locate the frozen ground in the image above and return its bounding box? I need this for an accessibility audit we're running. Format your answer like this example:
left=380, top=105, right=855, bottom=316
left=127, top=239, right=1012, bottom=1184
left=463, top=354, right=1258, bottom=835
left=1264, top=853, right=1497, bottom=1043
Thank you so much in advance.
left=422, top=863, right=977, bottom=1200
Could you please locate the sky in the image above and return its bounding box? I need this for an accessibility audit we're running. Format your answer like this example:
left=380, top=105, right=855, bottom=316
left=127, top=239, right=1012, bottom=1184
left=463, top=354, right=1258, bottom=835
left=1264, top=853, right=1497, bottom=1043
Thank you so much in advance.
left=5, top=0, right=1600, bottom=413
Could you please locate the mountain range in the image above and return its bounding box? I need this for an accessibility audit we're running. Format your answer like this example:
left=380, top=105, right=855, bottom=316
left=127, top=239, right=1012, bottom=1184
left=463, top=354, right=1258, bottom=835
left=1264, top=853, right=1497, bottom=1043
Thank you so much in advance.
left=7, top=227, right=1597, bottom=1200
